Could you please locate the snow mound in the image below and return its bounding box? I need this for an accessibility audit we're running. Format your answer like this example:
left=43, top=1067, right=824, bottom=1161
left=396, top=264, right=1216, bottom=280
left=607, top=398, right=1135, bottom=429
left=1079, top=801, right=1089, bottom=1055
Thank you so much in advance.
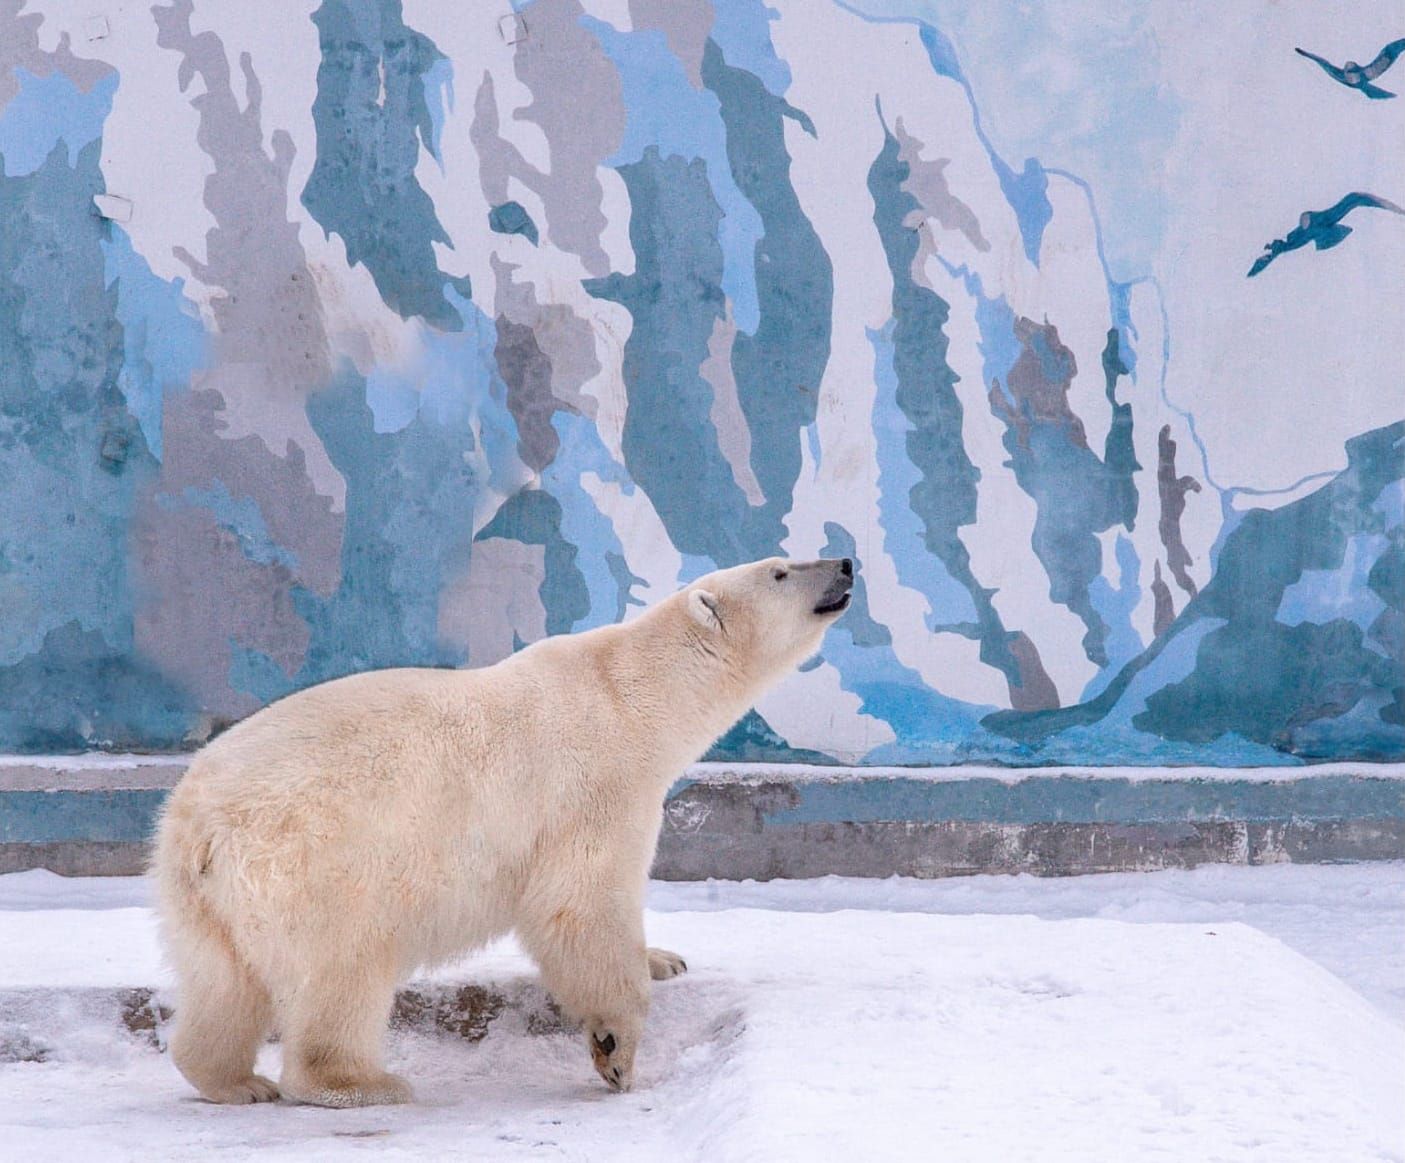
left=1, top=907, right=1401, bottom=1161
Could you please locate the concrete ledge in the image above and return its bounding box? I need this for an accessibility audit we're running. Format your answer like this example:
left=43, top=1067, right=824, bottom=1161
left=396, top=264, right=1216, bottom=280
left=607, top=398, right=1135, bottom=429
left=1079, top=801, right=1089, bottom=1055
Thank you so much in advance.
left=2, top=756, right=1403, bottom=878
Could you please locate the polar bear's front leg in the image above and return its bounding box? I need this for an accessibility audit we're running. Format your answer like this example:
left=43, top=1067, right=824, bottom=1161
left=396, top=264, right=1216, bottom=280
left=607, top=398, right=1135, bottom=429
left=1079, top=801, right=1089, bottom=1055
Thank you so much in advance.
left=519, top=898, right=651, bottom=1093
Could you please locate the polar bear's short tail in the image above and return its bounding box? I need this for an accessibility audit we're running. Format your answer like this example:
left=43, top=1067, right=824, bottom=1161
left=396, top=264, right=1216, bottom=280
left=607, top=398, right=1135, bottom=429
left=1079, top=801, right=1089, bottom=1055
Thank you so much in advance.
left=151, top=772, right=280, bottom=1104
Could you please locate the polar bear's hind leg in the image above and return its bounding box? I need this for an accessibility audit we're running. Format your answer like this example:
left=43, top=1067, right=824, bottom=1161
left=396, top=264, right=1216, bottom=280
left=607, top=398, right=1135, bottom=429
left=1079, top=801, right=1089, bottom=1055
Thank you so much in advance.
left=165, top=904, right=279, bottom=1104
left=277, top=949, right=413, bottom=1108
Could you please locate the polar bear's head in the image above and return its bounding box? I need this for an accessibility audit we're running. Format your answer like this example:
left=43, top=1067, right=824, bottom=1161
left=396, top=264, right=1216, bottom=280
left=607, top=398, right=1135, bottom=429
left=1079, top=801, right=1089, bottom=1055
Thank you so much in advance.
left=682, top=557, right=854, bottom=680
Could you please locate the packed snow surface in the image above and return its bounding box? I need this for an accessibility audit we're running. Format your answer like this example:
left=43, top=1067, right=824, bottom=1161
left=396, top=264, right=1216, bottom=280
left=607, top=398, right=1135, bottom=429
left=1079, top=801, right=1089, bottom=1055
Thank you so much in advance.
left=1, top=865, right=1402, bottom=1161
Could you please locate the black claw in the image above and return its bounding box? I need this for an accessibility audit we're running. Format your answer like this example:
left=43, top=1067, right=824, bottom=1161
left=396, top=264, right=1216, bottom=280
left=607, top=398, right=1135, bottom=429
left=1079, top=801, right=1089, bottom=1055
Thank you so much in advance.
left=678, top=959, right=687, bottom=972
left=594, top=1032, right=616, bottom=1056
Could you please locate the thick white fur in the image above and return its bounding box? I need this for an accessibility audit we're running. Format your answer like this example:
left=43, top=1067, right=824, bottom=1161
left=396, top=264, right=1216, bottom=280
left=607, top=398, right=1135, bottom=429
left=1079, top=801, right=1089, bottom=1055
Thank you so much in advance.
left=152, top=557, right=850, bottom=1106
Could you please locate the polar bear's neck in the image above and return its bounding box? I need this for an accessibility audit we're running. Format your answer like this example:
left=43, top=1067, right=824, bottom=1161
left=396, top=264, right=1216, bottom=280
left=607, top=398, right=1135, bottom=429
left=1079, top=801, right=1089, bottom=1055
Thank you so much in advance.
left=572, top=597, right=770, bottom=778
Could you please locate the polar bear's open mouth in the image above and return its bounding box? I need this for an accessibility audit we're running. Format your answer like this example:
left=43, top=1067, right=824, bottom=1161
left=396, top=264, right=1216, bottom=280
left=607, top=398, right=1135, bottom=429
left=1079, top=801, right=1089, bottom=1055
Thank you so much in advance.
left=813, top=573, right=853, bottom=616
left=813, top=560, right=854, bottom=615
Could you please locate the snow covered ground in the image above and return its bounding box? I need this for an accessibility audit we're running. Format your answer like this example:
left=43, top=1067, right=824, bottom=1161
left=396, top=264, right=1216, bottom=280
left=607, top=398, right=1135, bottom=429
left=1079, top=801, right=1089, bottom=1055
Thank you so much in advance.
left=1, top=864, right=1402, bottom=1161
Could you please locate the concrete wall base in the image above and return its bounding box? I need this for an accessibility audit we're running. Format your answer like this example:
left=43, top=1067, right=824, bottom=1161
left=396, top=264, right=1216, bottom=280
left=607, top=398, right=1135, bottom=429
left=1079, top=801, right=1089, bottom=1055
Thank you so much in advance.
left=3, top=757, right=1403, bottom=879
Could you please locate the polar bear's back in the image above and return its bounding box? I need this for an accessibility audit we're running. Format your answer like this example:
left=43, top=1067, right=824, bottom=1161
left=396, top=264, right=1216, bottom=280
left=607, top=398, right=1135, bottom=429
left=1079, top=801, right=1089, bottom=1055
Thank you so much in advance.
left=153, top=664, right=547, bottom=972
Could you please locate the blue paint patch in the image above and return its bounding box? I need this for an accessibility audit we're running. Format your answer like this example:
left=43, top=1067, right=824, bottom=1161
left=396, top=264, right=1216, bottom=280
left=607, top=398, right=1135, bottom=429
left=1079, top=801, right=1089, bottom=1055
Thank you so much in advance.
left=302, top=0, right=466, bottom=329
left=489, top=200, right=539, bottom=245
left=0, top=132, right=188, bottom=748
left=938, top=259, right=1020, bottom=394
left=102, top=227, right=207, bottom=461
left=228, top=643, right=296, bottom=705
left=585, top=149, right=755, bottom=566
left=1081, top=535, right=1145, bottom=700
left=993, top=155, right=1051, bottom=266
left=826, top=619, right=992, bottom=761
left=991, top=423, right=1405, bottom=762
left=678, top=554, right=716, bottom=585
left=917, top=22, right=963, bottom=82
left=584, top=15, right=764, bottom=336
left=710, top=0, right=792, bottom=97
left=363, top=287, right=527, bottom=493
left=293, top=354, right=491, bottom=679
left=1104, top=617, right=1222, bottom=726
left=604, top=551, right=647, bottom=621
left=1277, top=532, right=1391, bottom=632
left=1373, top=479, right=1404, bottom=526
left=704, top=708, right=838, bottom=763
left=363, top=373, right=420, bottom=435
left=702, top=39, right=832, bottom=558
left=814, top=524, right=993, bottom=761
left=987, top=319, right=1141, bottom=669
left=866, top=323, right=977, bottom=624
left=0, top=69, right=116, bottom=176
left=476, top=488, right=590, bottom=638
left=540, top=411, right=633, bottom=632
left=804, top=420, right=822, bottom=476
left=422, top=55, right=454, bottom=163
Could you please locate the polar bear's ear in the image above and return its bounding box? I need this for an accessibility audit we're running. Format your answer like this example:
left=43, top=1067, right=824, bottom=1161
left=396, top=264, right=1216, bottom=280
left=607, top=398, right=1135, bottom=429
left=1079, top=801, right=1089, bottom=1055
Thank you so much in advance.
left=688, top=589, right=723, bottom=632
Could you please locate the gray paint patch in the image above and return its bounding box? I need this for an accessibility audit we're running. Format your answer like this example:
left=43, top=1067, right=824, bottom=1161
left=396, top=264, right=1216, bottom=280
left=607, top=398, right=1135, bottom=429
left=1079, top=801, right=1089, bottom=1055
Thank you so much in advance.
left=701, top=312, right=765, bottom=505
left=1007, top=632, right=1060, bottom=712
left=471, top=0, right=624, bottom=278
left=630, top=0, right=715, bottom=88
left=494, top=316, right=563, bottom=473
left=476, top=488, right=590, bottom=637
left=893, top=117, right=990, bottom=253
left=988, top=318, right=1140, bottom=667
left=1151, top=560, right=1176, bottom=637
left=0, top=2, right=110, bottom=112
left=490, top=255, right=598, bottom=473
left=439, top=538, right=547, bottom=665
left=133, top=498, right=304, bottom=724
left=157, top=390, right=341, bottom=597
left=1157, top=423, right=1201, bottom=598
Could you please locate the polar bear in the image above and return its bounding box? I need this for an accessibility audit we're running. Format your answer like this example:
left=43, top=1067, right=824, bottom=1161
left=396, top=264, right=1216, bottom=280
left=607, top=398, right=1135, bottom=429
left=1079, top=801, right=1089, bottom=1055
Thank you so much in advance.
left=152, top=555, right=853, bottom=1107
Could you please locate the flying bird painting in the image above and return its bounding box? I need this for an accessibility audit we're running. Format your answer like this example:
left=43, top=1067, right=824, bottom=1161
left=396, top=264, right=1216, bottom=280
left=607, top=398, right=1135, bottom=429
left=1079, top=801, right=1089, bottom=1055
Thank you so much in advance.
left=1247, top=193, right=1405, bottom=277
left=1294, top=39, right=1405, bottom=99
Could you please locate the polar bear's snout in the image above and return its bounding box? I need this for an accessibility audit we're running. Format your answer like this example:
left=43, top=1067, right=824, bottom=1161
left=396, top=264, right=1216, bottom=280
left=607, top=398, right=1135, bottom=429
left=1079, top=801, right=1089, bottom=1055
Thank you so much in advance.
left=811, top=557, right=855, bottom=616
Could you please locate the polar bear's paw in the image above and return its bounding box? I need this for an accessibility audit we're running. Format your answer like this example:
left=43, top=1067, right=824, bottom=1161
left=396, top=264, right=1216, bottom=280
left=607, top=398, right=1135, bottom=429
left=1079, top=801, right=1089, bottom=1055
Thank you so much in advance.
left=202, top=1074, right=281, bottom=1104
left=285, top=1070, right=414, bottom=1108
left=647, top=947, right=688, bottom=981
left=588, top=1025, right=635, bottom=1093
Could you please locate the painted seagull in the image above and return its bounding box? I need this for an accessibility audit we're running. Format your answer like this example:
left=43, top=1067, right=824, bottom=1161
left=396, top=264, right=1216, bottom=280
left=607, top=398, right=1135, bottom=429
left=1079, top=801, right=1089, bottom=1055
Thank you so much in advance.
left=1248, top=192, right=1405, bottom=277
left=1295, top=39, right=1405, bottom=99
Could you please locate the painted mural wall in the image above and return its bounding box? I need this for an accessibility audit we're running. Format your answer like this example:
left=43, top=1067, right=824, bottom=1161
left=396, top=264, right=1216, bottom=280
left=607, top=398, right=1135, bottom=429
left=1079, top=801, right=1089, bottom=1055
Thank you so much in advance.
left=0, top=0, right=1402, bottom=764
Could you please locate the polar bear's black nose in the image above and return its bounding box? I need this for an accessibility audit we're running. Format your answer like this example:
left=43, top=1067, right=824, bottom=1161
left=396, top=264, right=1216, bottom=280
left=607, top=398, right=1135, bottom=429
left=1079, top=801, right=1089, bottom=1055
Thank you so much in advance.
left=839, top=558, right=853, bottom=578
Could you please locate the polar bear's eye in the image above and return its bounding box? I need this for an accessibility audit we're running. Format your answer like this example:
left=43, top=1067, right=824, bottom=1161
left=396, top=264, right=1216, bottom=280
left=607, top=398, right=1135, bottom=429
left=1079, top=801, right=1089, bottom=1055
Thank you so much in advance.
left=772, top=568, right=788, bottom=582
